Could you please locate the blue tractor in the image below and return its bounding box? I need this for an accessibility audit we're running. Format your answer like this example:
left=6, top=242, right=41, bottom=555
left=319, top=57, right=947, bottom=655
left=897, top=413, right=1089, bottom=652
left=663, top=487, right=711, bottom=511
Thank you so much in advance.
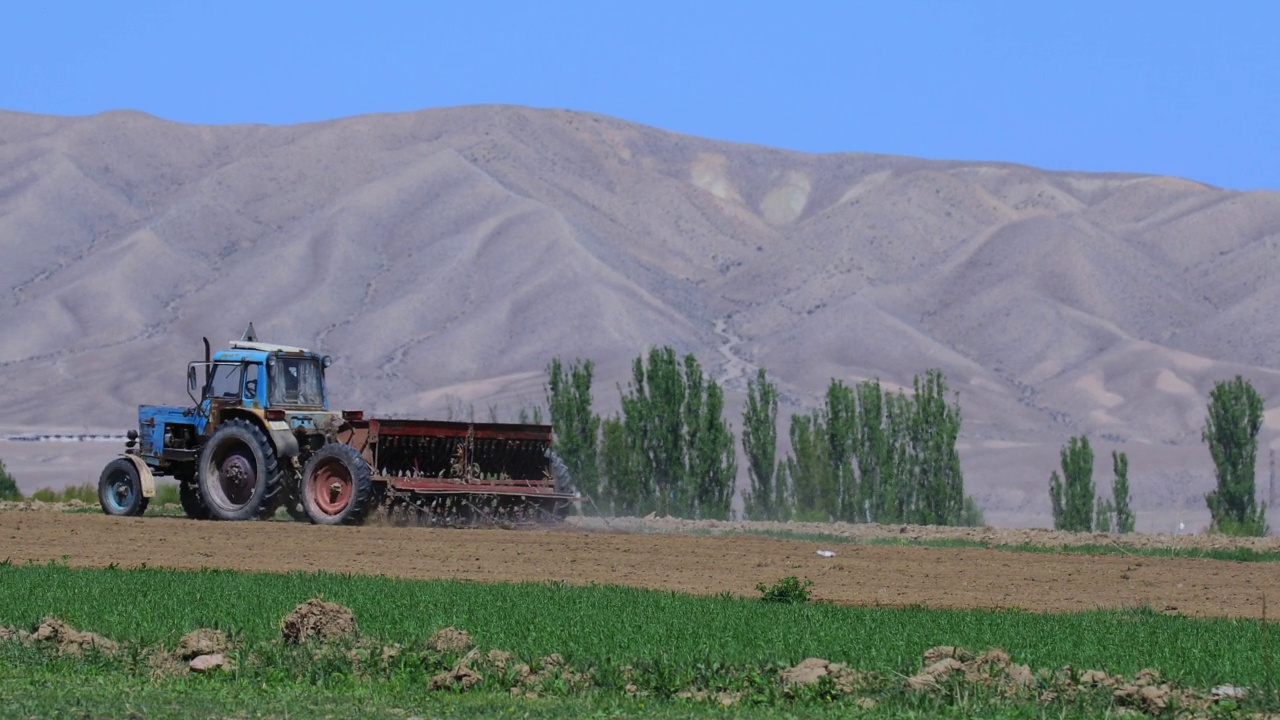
left=98, top=324, right=369, bottom=523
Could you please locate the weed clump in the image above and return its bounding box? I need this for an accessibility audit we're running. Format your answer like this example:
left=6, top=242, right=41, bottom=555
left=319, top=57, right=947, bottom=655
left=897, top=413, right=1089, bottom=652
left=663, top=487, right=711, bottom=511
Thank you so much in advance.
left=756, top=576, right=813, bottom=604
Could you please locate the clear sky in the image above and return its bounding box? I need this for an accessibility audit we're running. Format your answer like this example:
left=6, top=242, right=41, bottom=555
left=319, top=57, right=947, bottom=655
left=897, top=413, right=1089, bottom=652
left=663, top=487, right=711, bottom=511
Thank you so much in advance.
left=3, top=1, right=1276, bottom=190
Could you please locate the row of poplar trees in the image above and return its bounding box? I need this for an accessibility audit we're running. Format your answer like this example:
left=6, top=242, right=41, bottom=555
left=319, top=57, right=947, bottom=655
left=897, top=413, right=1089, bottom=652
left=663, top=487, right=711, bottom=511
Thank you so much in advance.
left=547, top=349, right=735, bottom=519
left=546, top=350, right=983, bottom=525
left=1047, top=436, right=1136, bottom=533
left=1047, top=374, right=1270, bottom=537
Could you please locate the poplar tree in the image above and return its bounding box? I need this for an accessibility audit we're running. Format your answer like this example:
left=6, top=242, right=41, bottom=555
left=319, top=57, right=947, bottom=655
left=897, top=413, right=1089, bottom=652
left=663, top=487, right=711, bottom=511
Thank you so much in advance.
left=600, top=415, right=648, bottom=516
left=1203, top=376, right=1268, bottom=536
left=613, top=347, right=736, bottom=519
left=545, top=357, right=600, bottom=503
left=742, top=369, right=780, bottom=520
left=824, top=380, right=858, bottom=521
left=1049, top=435, right=1095, bottom=532
left=1111, top=450, right=1135, bottom=533
left=784, top=411, right=830, bottom=520
left=904, top=369, right=965, bottom=526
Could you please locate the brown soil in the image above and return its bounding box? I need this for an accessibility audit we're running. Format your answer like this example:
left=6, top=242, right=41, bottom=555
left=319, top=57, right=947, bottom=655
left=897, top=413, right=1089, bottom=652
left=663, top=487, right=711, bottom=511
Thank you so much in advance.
left=1, top=511, right=1277, bottom=618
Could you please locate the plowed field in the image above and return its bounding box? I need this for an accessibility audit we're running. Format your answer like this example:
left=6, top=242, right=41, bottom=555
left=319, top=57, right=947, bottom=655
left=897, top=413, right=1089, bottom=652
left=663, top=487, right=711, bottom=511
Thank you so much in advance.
left=3, top=511, right=1276, bottom=619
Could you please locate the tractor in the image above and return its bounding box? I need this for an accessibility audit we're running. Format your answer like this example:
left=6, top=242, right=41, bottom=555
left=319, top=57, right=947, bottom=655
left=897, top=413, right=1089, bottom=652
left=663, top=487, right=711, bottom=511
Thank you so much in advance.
left=98, top=324, right=575, bottom=525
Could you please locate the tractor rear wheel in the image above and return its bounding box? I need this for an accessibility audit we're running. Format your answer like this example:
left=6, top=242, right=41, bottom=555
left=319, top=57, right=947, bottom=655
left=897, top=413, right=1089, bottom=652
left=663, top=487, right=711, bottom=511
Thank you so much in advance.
left=198, top=419, right=283, bottom=521
left=98, top=458, right=150, bottom=517
left=301, top=443, right=373, bottom=525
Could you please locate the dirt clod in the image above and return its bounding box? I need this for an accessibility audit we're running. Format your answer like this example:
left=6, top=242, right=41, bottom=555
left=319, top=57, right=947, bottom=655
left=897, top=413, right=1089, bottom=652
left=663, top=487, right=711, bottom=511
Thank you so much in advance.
left=1078, top=669, right=1114, bottom=687
left=506, top=653, right=591, bottom=696
left=676, top=689, right=742, bottom=706
left=188, top=652, right=234, bottom=673
left=780, top=657, right=833, bottom=687
left=485, top=649, right=512, bottom=670
left=29, top=616, right=117, bottom=656
left=923, top=645, right=974, bottom=663
left=907, top=657, right=965, bottom=690
left=430, top=648, right=483, bottom=691
left=174, top=628, right=228, bottom=660
left=778, top=657, right=867, bottom=694
left=280, top=599, right=357, bottom=643
left=426, top=627, right=473, bottom=653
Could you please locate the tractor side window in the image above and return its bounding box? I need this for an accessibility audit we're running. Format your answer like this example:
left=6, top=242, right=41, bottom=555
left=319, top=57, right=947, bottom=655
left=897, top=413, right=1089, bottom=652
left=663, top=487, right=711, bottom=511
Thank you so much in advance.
left=243, top=366, right=259, bottom=401
left=207, top=363, right=243, bottom=399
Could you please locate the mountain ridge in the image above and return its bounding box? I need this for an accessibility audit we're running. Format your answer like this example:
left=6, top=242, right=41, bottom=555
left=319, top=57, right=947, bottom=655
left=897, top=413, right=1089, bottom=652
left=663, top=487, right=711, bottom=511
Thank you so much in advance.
left=2, top=104, right=1279, bottom=530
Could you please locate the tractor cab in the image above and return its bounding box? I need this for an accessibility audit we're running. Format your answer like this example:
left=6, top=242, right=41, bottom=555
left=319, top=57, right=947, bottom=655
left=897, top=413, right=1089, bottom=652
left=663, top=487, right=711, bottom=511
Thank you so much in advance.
left=189, top=343, right=330, bottom=413
left=185, top=332, right=339, bottom=443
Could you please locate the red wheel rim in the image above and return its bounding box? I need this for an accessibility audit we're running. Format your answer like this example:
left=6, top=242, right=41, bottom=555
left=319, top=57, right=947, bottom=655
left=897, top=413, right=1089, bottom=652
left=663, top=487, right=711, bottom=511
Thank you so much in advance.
left=308, top=457, right=353, bottom=516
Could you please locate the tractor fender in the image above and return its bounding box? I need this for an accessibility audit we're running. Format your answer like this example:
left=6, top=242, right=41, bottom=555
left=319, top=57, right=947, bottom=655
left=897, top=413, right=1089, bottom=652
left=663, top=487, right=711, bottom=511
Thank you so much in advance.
left=265, top=420, right=300, bottom=459
left=120, top=454, right=156, bottom=498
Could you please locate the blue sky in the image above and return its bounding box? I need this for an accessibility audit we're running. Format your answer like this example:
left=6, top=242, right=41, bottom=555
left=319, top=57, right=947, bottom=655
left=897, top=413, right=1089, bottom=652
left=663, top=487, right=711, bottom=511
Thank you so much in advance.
left=4, top=1, right=1276, bottom=190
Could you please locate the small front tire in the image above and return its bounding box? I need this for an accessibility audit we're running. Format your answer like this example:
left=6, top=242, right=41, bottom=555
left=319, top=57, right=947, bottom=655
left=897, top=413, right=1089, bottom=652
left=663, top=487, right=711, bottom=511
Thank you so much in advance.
left=98, top=458, right=149, bottom=517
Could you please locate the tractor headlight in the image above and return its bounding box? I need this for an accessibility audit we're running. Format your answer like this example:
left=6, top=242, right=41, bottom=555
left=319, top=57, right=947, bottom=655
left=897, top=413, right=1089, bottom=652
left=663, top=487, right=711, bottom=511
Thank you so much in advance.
left=323, top=355, right=333, bottom=368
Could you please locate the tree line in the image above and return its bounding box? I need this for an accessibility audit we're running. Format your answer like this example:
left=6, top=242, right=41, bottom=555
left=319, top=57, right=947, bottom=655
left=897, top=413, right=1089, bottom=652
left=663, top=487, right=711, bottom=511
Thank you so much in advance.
left=546, top=350, right=982, bottom=525
left=1047, top=374, right=1269, bottom=537
left=550, top=351, right=1272, bottom=536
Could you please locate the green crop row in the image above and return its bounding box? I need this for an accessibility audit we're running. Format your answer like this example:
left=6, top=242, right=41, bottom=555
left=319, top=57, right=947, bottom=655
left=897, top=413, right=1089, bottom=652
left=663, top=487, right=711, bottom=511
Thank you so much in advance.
left=0, top=562, right=1271, bottom=687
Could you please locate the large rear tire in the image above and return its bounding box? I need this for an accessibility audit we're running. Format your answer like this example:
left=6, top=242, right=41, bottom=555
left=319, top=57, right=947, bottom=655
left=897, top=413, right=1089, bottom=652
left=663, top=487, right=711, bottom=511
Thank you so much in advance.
left=98, top=458, right=150, bottom=517
left=301, top=444, right=373, bottom=526
left=197, top=419, right=283, bottom=521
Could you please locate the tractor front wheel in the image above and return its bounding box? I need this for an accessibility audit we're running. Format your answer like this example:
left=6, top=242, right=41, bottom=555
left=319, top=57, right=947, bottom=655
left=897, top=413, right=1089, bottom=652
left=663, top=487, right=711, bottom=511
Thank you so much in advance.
left=301, top=444, right=373, bottom=526
left=198, top=419, right=283, bottom=521
left=98, top=458, right=150, bottom=517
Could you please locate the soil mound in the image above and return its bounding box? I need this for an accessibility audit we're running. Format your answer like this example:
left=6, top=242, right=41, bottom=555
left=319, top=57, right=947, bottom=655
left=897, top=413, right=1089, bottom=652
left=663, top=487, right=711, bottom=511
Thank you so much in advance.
left=174, top=628, right=228, bottom=659
left=907, top=646, right=1034, bottom=694
left=426, top=627, right=473, bottom=653
left=280, top=599, right=357, bottom=643
left=28, top=616, right=118, bottom=656
left=508, top=653, right=592, bottom=697
left=430, top=648, right=483, bottom=691
left=779, top=657, right=868, bottom=693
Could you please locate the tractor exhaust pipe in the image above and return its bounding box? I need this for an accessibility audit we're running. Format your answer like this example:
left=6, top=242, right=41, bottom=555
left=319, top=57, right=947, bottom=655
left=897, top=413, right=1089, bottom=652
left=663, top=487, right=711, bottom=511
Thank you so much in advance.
left=202, top=337, right=211, bottom=384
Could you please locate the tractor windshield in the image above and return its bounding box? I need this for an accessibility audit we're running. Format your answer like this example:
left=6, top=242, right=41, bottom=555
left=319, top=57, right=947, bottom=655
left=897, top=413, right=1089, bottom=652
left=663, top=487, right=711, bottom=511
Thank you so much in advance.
left=268, top=356, right=325, bottom=408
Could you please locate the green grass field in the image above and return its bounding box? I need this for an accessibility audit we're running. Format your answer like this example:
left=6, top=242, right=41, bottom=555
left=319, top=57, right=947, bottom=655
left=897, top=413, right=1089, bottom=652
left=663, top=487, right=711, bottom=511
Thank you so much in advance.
left=0, top=561, right=1275, bottom=718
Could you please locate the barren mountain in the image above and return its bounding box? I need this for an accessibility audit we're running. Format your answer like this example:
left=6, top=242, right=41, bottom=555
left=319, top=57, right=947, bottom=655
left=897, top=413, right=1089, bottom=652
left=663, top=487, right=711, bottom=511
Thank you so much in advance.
left=3, top=105, right=1280, bottom=530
